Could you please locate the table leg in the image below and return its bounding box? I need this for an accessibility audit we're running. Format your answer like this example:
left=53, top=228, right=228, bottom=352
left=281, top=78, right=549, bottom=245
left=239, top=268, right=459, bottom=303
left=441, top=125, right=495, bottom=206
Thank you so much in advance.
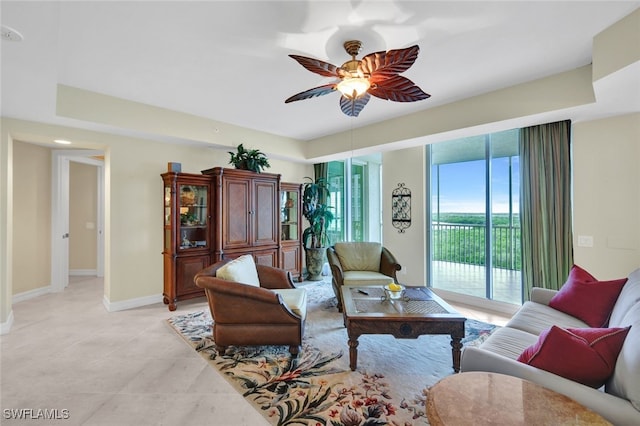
left=348, top=337, right=359, bottom=371
left=450, top=336, right=462, bottom=373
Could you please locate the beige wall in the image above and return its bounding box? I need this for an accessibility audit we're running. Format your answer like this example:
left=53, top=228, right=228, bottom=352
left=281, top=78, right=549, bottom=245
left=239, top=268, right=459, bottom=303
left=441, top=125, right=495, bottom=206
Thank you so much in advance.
left=12, top=141, right=51, bottom=295
left=69, top=162, right=98, bottom=271
left=382, top=146, right=427, bottom=286
left=573, top=113, right=640, bottom=279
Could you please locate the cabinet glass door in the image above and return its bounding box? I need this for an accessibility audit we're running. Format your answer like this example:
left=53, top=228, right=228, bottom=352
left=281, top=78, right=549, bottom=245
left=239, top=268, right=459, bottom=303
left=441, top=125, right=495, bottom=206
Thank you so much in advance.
left=164, top=186, right=172, bottom=250
left=280, top=189, right=298, bottom=241
left=179, top=184, right=208, bottom=249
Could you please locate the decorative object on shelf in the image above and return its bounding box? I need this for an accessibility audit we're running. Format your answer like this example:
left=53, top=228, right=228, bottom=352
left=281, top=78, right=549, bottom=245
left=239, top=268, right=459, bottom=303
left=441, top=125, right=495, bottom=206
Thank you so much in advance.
left=302, top=177, right=334, bottom=281
left=285, top=40, right=430, bottom=117
left=227, top=143, right=271, bottom=173
left=180, top=212, right=198, bottom=225
left=285, top=197, right=295, bottom=209
left=181, top=231, right=191, bottom=248
left=180, top=186, right=196, bottom=205
left=167, top=162, right=181, bottom=172
left=392, top=183, right=411, bottom=233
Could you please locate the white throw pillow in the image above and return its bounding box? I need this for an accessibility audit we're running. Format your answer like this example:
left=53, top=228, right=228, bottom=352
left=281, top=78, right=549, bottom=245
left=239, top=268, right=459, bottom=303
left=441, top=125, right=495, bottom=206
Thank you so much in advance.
left=216, top=255, right=260, bottom=287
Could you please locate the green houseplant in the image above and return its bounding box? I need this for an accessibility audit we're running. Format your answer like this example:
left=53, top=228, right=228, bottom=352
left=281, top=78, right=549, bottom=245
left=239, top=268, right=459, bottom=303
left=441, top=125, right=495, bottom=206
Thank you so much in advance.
left=302, top=177, right=334, bottom=280
left=228, top=143, right=270, bottom=173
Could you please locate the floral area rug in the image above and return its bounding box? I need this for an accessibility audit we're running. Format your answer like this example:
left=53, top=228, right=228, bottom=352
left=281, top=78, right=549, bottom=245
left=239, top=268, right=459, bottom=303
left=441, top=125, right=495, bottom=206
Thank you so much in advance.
left=168, top=281, right=498, bottom=425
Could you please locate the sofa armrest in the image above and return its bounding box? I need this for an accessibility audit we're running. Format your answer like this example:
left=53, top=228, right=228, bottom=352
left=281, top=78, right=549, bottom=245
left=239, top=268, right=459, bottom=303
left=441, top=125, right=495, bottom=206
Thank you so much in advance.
left=460, top=347, right=640, bottom=425
left=326, top=247, right=344, bottom=286
left=530, top=287, right=558, bottom=305
left=256, top=264, right=295, bottom=289
left=380, top=247, right=401, bottom=280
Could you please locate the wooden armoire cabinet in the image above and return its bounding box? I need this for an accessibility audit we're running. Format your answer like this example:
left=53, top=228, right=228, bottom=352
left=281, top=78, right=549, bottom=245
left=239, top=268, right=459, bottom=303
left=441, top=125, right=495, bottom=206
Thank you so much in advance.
left=203, top=167, right=281, bottom=267
left=162, top=168, right=304, bottom=310
left=280, top=183, right=303, bottom=281
left=161, top=172, right=211, bottom=311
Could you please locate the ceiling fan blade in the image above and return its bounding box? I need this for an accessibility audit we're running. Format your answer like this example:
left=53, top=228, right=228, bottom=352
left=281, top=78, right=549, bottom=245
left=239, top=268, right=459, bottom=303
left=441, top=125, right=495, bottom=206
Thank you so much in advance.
left=368, top=75, right=430, bottom=102
left=339, top=93, right=371, bottom=117
left=359, top=45, right=420, bottom=77
left=285, top=84, right=337, bottom=103
left=288, top=55, right=346, bottom=78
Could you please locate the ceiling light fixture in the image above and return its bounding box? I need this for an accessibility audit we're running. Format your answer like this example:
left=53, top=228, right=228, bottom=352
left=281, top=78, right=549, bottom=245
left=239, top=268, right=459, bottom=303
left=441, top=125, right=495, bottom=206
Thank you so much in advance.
left=336, top=77, right=370, bottom=99
left=1, top=25, right=24, bottom=42
left=285, top=40, right=430, bottom=117
left=54, top=139, right=72, bottom=145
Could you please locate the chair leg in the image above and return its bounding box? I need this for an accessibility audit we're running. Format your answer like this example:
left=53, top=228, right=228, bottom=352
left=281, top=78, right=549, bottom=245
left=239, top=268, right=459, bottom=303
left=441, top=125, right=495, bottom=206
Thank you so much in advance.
left=215, top=344, right=227, bottom=355
left=288, top=345, right=300, bottom=358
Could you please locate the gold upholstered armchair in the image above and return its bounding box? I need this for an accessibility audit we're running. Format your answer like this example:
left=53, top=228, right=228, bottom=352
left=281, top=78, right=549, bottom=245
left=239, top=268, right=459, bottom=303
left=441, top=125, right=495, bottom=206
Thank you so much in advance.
left=326, top=242, right=401, bottom=311
left=194, top=255, right=307, bottom=356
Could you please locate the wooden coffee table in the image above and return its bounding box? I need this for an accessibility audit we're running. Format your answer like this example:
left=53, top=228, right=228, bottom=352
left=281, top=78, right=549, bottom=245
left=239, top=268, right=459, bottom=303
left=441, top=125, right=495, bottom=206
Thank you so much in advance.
left=340, top=285, right=466, bottom=372
left=426, top=371, right=612, bottom=425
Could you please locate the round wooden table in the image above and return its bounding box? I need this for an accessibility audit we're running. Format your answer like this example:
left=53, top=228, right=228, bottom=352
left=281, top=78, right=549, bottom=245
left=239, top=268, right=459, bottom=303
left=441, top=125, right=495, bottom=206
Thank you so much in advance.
left=426, top=372, right=612, bottom=425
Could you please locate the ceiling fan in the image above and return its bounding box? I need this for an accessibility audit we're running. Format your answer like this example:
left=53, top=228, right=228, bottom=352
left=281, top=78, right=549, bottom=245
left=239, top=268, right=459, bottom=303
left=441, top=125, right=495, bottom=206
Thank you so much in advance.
left=285, top=40, right=430, bottom=117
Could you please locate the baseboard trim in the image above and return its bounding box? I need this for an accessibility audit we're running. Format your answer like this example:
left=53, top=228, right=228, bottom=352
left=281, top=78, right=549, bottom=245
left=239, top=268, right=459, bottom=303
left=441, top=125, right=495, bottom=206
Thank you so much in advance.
left=12, top=285, right=52, bottom=303
left=0, top=310, right=14, bottom=335
left=69, top=269, right=97, bottom=276
left=102, top=293, right=164, bottom=312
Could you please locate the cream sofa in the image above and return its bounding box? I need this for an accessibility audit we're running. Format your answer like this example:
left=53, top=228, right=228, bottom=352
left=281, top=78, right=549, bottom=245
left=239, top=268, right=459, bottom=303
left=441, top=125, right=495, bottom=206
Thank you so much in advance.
left=460, top=267, right=640, bottom=425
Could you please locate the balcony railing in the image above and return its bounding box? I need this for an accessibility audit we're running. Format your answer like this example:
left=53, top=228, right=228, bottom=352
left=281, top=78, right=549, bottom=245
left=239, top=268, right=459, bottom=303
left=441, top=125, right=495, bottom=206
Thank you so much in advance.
left=432, top=222, right=521, bottom=270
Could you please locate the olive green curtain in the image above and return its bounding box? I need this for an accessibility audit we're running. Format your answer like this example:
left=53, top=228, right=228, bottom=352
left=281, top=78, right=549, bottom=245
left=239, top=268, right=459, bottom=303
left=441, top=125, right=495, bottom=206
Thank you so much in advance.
left=314, top=163, right=328, bottom=181
left=520, top=120, right=574, bottom=300
left=314, top=163, right=329, bottom=203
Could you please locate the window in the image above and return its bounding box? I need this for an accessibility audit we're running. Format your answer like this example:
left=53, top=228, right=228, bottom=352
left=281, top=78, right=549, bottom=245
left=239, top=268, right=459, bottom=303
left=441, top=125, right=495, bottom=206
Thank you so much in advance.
left=327, top=155, right=382, bottom=243
left=428, top=129, right=522, bottom=304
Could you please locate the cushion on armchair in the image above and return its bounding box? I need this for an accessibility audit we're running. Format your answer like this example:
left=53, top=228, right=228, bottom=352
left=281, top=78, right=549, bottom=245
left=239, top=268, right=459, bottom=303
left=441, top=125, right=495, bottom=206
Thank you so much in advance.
left=215, top=254, right=260, bottom=287
left=343, top=271, right=393, bottom=286
left=334, top=242, right=382, bottom=272
left=272, top=289, right=308, bottom=320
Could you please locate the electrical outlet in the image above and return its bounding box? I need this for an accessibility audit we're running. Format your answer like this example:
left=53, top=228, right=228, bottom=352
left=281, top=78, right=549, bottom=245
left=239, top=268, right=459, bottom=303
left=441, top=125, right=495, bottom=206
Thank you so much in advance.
left=577, top=235, right=593, bottom=247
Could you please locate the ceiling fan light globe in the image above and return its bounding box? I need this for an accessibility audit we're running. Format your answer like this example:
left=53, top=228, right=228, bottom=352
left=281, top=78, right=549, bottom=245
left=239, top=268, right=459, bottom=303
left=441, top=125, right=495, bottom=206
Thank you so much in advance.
left=337, top=77, right=370, bottom=99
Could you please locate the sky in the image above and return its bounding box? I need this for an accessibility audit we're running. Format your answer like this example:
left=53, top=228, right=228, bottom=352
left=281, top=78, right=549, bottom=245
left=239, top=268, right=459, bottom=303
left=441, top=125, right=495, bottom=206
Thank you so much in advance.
left=432, top=157, right=520, bottom=214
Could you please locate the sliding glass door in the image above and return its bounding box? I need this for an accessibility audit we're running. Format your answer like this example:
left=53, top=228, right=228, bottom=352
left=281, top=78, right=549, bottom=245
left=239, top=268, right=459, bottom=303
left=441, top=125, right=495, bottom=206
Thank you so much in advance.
left=429, top=129, right=522, bottom=304
left=327, top=155, right=381, bottom=244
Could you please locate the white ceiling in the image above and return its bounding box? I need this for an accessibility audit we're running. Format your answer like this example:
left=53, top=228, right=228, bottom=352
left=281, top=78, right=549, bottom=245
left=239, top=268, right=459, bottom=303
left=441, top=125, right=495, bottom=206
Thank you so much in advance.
left=1, top=1, right=639, bottom=143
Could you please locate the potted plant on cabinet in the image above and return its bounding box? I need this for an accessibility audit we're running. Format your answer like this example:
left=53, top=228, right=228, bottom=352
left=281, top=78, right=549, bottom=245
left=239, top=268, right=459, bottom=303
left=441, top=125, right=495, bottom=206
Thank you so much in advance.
left=228, top=143, right=271, bottom=173
left=302, top=177, right=334, bottom=281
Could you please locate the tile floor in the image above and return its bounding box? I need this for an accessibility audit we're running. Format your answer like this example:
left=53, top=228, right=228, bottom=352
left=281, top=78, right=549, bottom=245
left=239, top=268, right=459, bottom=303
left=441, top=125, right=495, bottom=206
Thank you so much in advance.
left=1, top=276, right=511, bottom=425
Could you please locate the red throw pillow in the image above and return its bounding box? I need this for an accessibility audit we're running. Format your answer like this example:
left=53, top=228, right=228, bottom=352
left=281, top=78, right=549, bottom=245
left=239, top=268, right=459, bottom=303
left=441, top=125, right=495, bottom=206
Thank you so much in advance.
left=549, top=265, right=627, bottom=327
left=517, top=325, right=631, bottom=388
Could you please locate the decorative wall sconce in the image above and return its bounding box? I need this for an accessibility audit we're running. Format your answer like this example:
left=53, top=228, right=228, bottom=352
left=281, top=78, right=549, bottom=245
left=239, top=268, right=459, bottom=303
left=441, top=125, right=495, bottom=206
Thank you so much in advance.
left=392, top=183, right=411, bottom=233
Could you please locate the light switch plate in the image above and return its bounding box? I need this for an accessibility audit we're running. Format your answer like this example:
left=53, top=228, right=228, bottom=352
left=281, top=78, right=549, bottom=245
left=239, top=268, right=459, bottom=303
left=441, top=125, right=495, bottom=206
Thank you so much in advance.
left=577, top=235, right=593, bottom=247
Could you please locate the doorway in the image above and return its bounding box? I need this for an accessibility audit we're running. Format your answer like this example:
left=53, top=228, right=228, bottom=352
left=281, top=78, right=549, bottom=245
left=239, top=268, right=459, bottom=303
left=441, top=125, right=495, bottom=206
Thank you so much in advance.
left=51, top=150, right=105, bottom=292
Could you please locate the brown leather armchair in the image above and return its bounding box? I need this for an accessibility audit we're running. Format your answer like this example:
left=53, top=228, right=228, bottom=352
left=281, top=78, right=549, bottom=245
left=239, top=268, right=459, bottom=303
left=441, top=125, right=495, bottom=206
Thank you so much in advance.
left=194, top=258, right=306, bottom=356
left=327, top=242, right=402, bottom=311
